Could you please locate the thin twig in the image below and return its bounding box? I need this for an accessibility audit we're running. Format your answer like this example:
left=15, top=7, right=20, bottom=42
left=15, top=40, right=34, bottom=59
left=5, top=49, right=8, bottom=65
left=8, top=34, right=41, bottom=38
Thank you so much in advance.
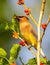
left=39, top=0, right=46, bottom=25
left=37, top=0, right=46, bottom=65
left=46, top=15, right=50, bottom=25
left=29, top=47, right=37, bottom=57
left=22, top=4, right=38, bottom=27
left=40, top=15, right=50, bottom=41
left=25, top=44, right=37, bottom=56
left=29, top=14, right=38, bottom=27
left=19, top=57, right=25, bottom=65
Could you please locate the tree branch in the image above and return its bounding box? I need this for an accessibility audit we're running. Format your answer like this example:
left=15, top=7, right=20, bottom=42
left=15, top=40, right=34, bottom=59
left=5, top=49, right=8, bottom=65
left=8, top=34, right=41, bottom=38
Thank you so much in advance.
left=22, top=4, right=38, bottom=27
left=37, top=0, right=46, bottom=65
left=39, top=0, right=46, bottom=25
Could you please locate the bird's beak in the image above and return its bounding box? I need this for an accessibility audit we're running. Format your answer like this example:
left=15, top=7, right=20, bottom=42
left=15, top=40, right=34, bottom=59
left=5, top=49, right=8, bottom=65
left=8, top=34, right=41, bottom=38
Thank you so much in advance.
left=14, top=16, right=23, bottom=21
left=16, top=16, right=24, bottom=19
left=14, top=16, right=29, bottom=21
left=13, top=16, right=19, bottom=19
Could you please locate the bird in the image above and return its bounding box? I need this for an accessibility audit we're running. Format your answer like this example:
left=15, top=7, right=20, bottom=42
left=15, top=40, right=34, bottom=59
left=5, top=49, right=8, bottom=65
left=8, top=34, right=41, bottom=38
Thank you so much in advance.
left=15, top=16, right=38, bottom=47
left=13, top=15, right=46, bottom=58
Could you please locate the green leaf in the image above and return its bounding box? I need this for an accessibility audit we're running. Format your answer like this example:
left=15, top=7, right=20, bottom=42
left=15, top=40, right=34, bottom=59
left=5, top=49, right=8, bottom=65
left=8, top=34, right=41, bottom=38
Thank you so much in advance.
left=9, top=57, right=16, bottom=63
left=0, top=57, right=9, bottom=65
left=27, top=58, right=37, bottom=65
left=11, top=15, right=25, bottom=39
left=27, top=58, right=47, bottom=65
left=0, top=22, right=9, bottom=33
left=2, top=58, right=9, bottom=65
left=47, top=60, right=50, bottom=65
left=9, top=44, right=21, bottom=63
left=5, top=23, right=9, bottom=30
left=12, top=14, right=16, bottom=25
left=0, top=48, right=7, bottom=57
left=0, top=48, right=9, bottom=65
left=40, top=58, right=47, bottom=64
left=12, top=16, right=20, bottom=32
left=3, top=58, right=9, bottom=65
left=0, top=57, right=3, bottom=65
left=10, top=24, right=15, bottom=32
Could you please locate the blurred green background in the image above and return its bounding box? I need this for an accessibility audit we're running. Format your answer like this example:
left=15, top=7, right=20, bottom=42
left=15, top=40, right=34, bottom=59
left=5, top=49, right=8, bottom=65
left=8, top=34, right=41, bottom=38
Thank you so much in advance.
left=0, top=0, right=50, bottom=65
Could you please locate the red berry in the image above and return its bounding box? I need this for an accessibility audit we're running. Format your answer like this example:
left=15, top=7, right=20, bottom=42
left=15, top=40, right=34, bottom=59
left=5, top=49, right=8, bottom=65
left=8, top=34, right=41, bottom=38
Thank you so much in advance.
left=24, top=8, right=30, bottom=15
left=42, top=23, right=47, bottom=30
left=17, top=0, right=24, bottom=5
left=19, top=41, right=25, bottom=46
left=40, top=62, right=43, bottom=65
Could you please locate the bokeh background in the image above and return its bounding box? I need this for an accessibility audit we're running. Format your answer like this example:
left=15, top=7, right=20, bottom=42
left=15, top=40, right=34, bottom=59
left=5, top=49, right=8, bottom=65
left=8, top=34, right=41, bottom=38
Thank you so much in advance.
left=0, top=0, right=50, bottom=65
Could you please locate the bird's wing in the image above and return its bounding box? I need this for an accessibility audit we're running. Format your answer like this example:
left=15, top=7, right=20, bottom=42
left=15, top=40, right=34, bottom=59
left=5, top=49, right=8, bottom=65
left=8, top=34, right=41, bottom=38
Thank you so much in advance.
left=30, top=25, right=38, bottom=39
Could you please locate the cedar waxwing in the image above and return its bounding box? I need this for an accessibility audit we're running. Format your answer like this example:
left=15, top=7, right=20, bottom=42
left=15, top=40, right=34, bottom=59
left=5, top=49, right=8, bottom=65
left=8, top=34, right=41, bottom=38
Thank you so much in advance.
left=16, top=16, right=38, bottom=48
left=15, top=16, right=46, bottom=58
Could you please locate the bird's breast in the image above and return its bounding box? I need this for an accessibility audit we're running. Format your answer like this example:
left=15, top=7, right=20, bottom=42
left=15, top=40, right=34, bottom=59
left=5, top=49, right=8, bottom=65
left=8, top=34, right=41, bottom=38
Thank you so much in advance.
left=20, top=21, right=32, bottom=34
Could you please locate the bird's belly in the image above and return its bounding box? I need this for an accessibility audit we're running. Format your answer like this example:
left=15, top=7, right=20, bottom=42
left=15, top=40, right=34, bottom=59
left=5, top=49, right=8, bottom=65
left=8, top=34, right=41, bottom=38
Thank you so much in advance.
left=23, top=32, right=37, bottom=47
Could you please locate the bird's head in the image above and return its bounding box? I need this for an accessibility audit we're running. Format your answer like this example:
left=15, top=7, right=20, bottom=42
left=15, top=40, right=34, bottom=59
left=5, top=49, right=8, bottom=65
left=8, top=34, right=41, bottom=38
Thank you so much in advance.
left=14, top=15, right=29, bottom=22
